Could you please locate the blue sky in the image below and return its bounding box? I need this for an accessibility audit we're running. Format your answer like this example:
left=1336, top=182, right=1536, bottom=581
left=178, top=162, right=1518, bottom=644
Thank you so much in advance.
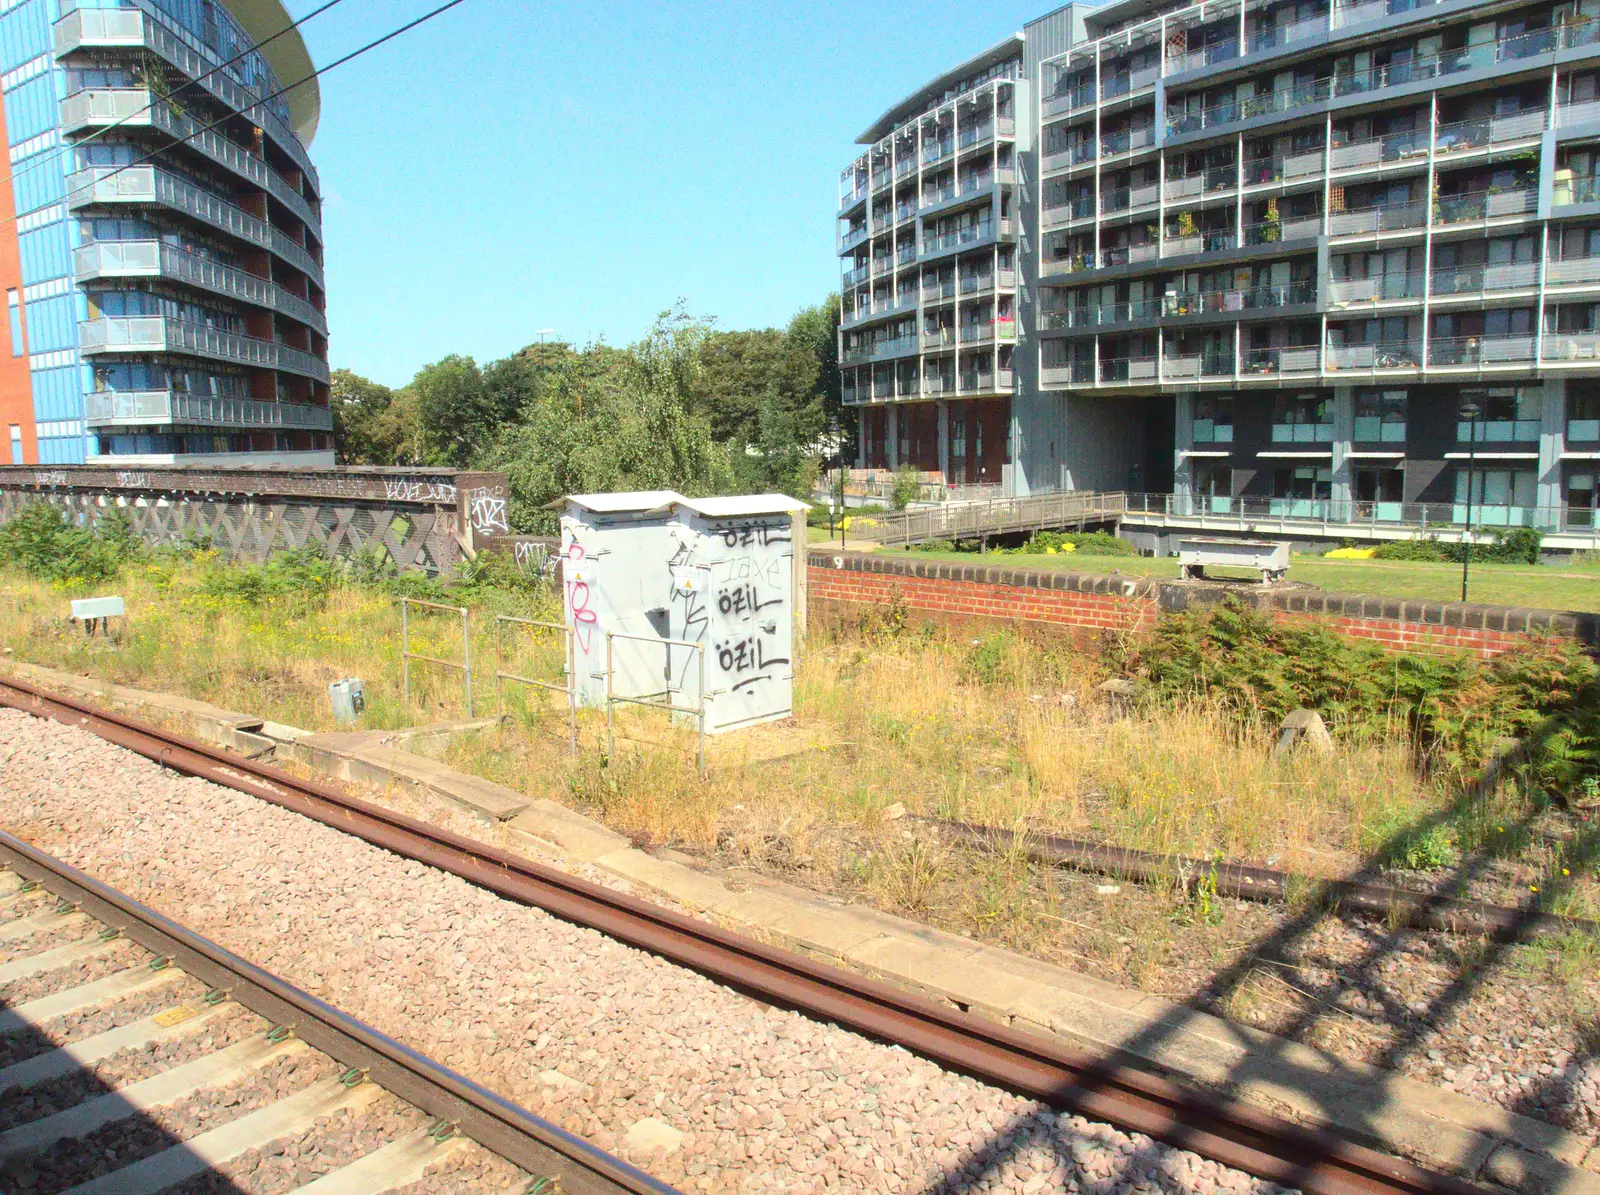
left=289, top=0, right=1022, bottom=387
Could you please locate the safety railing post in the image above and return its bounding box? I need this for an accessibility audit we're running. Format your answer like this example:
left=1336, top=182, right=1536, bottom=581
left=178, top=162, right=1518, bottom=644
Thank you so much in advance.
left=461, top=606, right=474, bottom=719
left=605, top=632, right=615, bottom=760
left=401, top=598, right=410, bottom=712
left=697, top=643, right=708, bottom=776
left=492, top=614, right=577, bottom=757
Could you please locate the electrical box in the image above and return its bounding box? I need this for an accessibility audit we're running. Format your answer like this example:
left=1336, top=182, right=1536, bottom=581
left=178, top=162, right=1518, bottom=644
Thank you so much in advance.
left=559, top=490, right=807, bottom=735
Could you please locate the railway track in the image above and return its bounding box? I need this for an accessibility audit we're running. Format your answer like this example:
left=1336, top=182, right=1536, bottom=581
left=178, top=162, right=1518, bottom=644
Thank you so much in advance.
left=0, top=828, right=676, bottom=1194
left=0, top=674, right=1496, bottom=1195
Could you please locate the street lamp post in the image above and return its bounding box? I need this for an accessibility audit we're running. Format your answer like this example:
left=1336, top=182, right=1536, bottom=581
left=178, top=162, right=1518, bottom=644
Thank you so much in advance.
left=1458, top=400, right=1481, bottom=603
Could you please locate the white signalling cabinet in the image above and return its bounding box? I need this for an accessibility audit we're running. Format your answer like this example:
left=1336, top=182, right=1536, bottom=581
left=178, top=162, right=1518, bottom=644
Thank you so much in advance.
left=558, top=491, right=808, bottom=735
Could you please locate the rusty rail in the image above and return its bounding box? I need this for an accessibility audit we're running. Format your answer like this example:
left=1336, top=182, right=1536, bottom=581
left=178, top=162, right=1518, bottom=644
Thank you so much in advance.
left=0, top=674, right=1497, bottom=1195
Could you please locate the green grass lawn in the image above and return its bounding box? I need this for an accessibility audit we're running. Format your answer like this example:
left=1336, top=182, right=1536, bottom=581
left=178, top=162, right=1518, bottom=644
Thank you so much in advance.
left=878, top=547, right=1600, bottom=614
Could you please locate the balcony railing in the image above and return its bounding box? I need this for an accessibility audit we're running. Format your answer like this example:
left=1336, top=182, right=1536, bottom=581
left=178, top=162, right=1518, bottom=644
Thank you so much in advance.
left=1042, top=84, right=1096, bottom=117
left=1099, top=356, right=1159, bottom=382
left=1101, top=63, right=1161, bottom=98
left=1163, top=282, right=1316, bottom=315
left=1098, top=242, right=1161, bottom=268
left=1353, top=417, right=1407, bottom=442
left=1430, top=260, right=1539, bottom=295
left=1101, top=127, right=1156, bottom=157
left=924, top=137, right=955, bottom=165
left=1102, top=183, right=1160, bottom=213
left=1327, top=273, right=1425, bottom=304
left=1328, top=128, right=1430, bottom=171
left=1042, top=297, right=1165, bottom=329
left=1243, top=214, right=1322, bottom=245
left=84, top=390, right=333, bottom=431
left=841, top=265, right=870, bottom=287
left=54, top=6, right=315, bottom=183
left=1248, top=11, right=1330, bottom=53
left=1457, top=418, right=1541, bottom=441
left=1164, top=165, right=1236, bottom=201
left=68, top=165, right=269, bottom=249
left=1434, top=110, right=1547, bottom=156
left=839, top=225, right=870, bottom=252
left=78, top=316, right=330, bottom=383
left=1428, top=334, right=1537, bottom=366
left=1244, top=347, right=1322, bottom=375
left=1041, top=143, right=1096, bottom=173
left=1546, top=256, right=1600, bottom=286
left=1162, top=230, right=1237, bottom=256
left=1540, top=331, right=1600, bottom=362
left=1433, top=187, right=1537, bottom=224
left=73, top=240, right=326, bottom=334
left=1242, top=149, right=1325, bottom=185
left=1271, top=420, right=1334, bottom=443
left=1166, top=39, right=1241, bottom=75
left=1165, top=22, right=1592, bottom=137
left=923, top=222, right=994, bottom=255
left=1326, top=200, right=1426, bottom=236
left=1324, top=341, right=1423, bottom=371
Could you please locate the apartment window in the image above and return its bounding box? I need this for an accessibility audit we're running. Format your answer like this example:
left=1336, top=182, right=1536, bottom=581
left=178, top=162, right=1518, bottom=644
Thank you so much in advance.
left=1271, top=393, right=1332, bottom=443
left=1568, top=382, right=1600, bottom=443
left=1193, top=396, right=1234, bottom=444
left=1455, top=467, right=1536, bottom=512
left=1273, top=465, right=1332, bottom=500
left=1458, top=386, right=1542, bottom=443
left=7, top=425, right=19, bottom=464
left=1354, top=389, right=1407, bottom=442
left=6, top=289, right=21, bottom=358
left=1569, top=472, right=1598, bottom=527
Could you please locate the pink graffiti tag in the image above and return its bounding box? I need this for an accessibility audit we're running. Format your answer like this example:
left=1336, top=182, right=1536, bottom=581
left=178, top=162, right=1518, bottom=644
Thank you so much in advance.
left=564, top=542, right=598, bottom=652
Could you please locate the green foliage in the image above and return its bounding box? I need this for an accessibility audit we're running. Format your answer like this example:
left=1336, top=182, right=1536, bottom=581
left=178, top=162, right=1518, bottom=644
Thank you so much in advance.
left=330, top=369, right=423, bottom=465
left=1363, top=807, right=1459, bottom=870
left=963, top=633, right=1015, bottom=685
left=891, top=467, right=922, bottom=511
left=196, top=544, right=340, bottom=606
left=1172, top=854, right=1225, bottom=925
left=477, top=308, right=736, bottom=533
left=1007, top=530, right=1137, bottom=557
left=1373, top=529, right=1544, bottom=565
left=1123, top=596, right=1600, bottom=786
left=0, top=503, right=141, bottom=585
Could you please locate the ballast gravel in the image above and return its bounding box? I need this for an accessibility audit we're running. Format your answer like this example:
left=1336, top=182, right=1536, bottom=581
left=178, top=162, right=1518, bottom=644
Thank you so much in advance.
left=0, top=709, right=1291, bottom=1194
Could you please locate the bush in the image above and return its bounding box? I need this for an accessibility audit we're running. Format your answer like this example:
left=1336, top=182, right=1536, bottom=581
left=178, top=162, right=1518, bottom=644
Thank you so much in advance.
left=1373, top=529, right=1543, bottom=565
left=0, top=503, right=141, bottom=585
left=890, top=467, right=922, bottom=511
left=1122, top=595, right=1599, bottom=784
left=198, top=544, right=340, bottom=606
left=1009, top=530, right=1136, bottom=557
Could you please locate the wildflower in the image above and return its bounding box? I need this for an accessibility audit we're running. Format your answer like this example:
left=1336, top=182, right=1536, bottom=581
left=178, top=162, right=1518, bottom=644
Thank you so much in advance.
left=1561, top=868, right=1570, bottom=876
left=1530, top=885, right=1539, bottom=893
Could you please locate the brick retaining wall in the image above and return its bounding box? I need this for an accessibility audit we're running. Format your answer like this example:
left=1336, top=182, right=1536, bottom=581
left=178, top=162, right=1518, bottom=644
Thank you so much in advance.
left=807, top=551, right=1600, bottom=657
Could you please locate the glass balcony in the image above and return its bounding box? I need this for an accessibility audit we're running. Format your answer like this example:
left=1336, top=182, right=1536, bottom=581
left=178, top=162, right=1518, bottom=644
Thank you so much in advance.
left=1326, top=201, right=1425, bottom=236
left=1244, top=347, right=1321, bottom=375
left=1430, top=335, right=1537, bottom=367
left=1353, top=417, right=1408, bottom=442
left=1545, top=256, right=1600, bottom=286
left=1324, top=341, right=1422, bottom=371
left=1271, top=421, right=1333, bottom=442
left=1433, top=188, right=1537, bottom=224
left=78, top=316, right=330, bottom=384
left=1543, top=331, right=1600, bottom=362
left=1568, top=419, right=1600, bottom=441
left=84, top=390, right=333, bottom=431
left=1327, top=274, right=1424, bottom=304
left=1430, top=261, right=1539, bottom=296
left=1328, top=128, right=1430, bottom=171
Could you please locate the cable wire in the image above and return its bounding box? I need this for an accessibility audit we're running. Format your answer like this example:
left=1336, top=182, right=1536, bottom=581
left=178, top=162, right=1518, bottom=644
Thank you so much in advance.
left=3, top=0, right=470, bottom=236
left=0, top=0, right=348, bottom=199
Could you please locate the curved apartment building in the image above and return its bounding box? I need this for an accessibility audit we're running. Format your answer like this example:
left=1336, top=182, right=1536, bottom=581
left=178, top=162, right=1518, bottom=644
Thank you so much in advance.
left=842, top=0, right=1600, bottom=537
left=0, top=0, right=330, bottom=466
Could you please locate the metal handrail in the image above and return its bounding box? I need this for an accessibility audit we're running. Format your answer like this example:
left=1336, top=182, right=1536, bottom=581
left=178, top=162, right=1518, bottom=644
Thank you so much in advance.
left=604, top=630, right=707, bottom=774
left=399, top=598, right=473, bottom=719
left=496, top=616, right=575, bottom=755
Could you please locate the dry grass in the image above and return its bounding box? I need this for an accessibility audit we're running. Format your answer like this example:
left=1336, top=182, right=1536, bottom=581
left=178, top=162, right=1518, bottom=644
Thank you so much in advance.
left=3, top=560, right=1595, bottom=1007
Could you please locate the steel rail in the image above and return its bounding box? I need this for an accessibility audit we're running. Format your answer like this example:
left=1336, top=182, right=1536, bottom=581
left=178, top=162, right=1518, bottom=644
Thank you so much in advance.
left=0, top=827, right=675, bottom=1195
left=0, top=675, right=1494, bottom=1195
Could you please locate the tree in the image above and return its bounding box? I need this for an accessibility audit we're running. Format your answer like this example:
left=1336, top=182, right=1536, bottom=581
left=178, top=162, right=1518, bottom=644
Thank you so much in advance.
left=477, top=309, right=734, bottom=532
left=330, top=369, right=424, bottom=465
left=786, top=294, right=842, bottom=426
left=411, top=355, right=495, bottom=467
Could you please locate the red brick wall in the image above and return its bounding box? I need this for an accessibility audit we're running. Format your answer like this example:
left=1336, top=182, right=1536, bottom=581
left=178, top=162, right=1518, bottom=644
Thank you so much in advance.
left=807, top=564, right=1156, bottom=636
left=807, top=554, right=1592, bottom=659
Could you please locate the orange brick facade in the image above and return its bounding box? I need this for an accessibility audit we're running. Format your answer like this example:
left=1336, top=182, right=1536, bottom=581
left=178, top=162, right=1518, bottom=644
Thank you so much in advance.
left=807, top=553, right=1595, bottom=659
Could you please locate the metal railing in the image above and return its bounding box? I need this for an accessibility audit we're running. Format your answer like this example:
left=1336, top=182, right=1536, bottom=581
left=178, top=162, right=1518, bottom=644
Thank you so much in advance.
left=400, top=598, right=473, bottom=719
left=83, top=390, right=333, bottom=431
left=496, top=616, right=575, bottom=755
left=854, top=490, right=1130, bottom=547
left=604, top=630, right=707, bottom=774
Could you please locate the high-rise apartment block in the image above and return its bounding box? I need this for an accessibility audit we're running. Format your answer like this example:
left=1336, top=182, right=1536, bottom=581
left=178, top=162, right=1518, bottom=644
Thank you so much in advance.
left=0, top=0, right=330, bottom=467
left=840, top=0, right=1600, bottom=532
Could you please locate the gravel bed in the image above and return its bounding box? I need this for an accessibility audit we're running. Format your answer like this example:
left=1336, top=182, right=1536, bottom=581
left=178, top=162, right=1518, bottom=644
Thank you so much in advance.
left=0, top=920, right=95, bottom=967
left=0, top=976, right=206, bottom=1070
left=0, top=1005, right=261, bottom=1132
left=0, top=709, right=1295, bottom=1194
left=164, top=1096, right=424, bottom=1194
left=0, top=940, right=143, bottom=1006
left=0, top=1050, right=338, bottom=1195
left=392, top=1139, right=529, bottom=1194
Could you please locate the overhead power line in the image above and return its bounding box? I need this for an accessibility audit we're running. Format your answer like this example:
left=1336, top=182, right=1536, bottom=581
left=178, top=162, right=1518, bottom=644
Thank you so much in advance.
left=2, top=0, right=471, bottom=236
left=0, top=0, right=348, bottom=200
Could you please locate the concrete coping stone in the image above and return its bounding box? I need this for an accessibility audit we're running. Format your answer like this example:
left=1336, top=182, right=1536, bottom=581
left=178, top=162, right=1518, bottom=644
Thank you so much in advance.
left=3, top=657, right=1597, bottom=1195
